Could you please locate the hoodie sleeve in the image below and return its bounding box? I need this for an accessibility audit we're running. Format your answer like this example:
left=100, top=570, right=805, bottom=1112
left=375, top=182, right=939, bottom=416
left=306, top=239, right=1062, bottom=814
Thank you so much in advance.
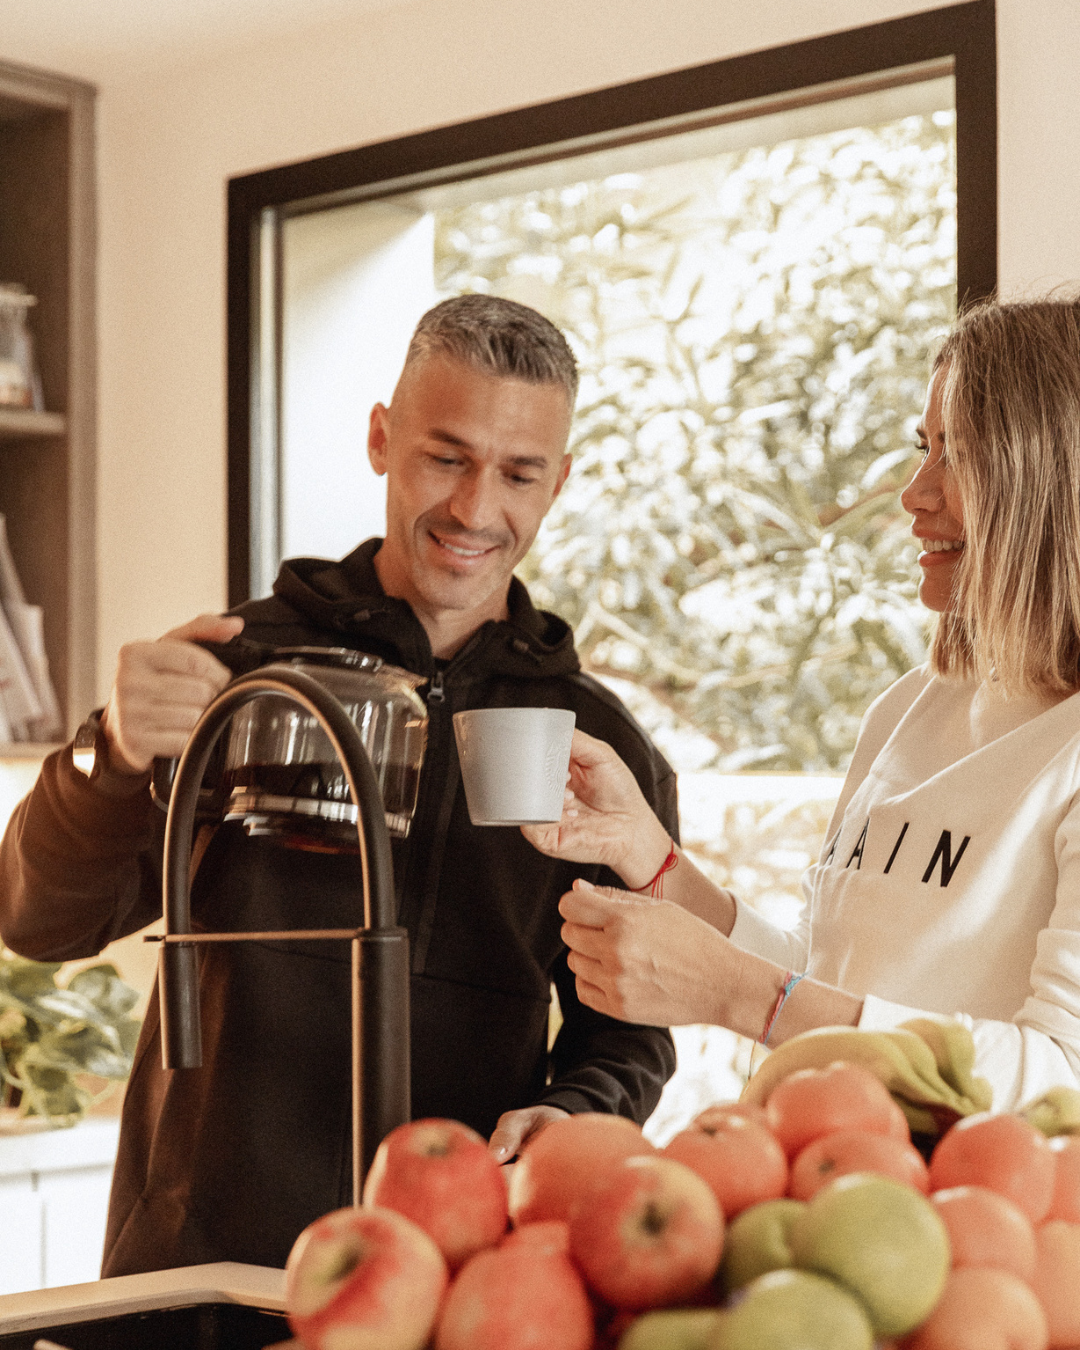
left=540, top=947, right=677, bottom=1121
left=0, top=742, right=164, bottom=961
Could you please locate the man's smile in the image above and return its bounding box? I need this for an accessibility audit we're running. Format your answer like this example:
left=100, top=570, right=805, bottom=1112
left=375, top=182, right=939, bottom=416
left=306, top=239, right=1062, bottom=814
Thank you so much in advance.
left=428, top=529, right=506, bottom=561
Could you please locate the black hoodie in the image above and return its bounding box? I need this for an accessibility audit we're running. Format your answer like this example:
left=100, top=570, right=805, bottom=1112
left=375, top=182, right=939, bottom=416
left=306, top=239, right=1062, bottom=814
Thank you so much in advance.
left=0, top=541, right=677, bottom=1275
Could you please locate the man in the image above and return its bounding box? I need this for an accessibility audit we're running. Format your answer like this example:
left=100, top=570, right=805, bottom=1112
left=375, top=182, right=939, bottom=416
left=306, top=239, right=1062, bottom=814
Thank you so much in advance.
left=0, top=295, right=677, bottom=1274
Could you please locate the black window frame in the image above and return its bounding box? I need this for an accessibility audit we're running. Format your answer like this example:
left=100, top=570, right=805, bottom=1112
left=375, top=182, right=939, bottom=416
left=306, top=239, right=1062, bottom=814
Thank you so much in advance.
left=226, top=0, right=996, bottom=606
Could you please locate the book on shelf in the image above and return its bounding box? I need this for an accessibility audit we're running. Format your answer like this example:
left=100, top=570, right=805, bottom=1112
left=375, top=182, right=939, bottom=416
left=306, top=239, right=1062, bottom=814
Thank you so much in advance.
left=0, top=514, right=63, bottom=743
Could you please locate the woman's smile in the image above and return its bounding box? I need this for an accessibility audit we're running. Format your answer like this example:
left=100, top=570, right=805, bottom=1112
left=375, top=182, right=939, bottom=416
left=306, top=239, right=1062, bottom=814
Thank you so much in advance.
left=919, top=537, right=964, bottom=555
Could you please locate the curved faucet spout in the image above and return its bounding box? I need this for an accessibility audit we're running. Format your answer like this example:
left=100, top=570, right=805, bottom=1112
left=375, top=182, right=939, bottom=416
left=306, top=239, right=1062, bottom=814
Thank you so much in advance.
left=157, top=663, right=411, bottom=1195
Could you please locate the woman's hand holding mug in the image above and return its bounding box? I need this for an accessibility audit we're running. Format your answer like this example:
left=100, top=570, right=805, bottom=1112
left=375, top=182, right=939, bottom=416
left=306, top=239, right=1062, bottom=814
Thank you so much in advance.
left=520, top=729, right=673, bottom=889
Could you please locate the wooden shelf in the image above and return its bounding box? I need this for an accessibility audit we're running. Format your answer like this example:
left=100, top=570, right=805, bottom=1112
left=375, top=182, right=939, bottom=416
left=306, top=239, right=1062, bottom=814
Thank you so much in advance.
left=0, top=59, right=96, bottom=740
left=0, top=409, right=66, bottom=439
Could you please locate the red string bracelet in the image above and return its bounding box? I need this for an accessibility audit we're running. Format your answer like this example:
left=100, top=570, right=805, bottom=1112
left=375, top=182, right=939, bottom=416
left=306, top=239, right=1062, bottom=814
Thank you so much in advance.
left=760, top=970, right=805, bottom=1045
left=634, top=841, right=678, bottom=898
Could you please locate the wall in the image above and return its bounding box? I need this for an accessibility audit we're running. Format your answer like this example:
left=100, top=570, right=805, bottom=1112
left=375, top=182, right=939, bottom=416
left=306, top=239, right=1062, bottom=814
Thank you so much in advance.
left=281, top=202, right=434, bottom=565
left=995, top=0, right=1080, bottom=295
left=0, top=0, right=1078, bottom=695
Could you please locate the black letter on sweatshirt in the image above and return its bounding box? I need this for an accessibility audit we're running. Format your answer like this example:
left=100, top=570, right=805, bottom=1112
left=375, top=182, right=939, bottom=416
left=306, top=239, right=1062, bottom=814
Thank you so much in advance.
left=921, top=831, right=971, bottom=887
left=846, top=819, right=870, bottom=870
left=884, top=823, right=909, bottom=875
left=823, top=832, right=839, bottom=866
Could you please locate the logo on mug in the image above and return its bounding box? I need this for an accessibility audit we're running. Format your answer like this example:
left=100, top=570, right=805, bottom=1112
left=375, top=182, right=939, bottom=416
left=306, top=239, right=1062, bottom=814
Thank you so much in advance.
left=543, top=740, right=565, bottom=796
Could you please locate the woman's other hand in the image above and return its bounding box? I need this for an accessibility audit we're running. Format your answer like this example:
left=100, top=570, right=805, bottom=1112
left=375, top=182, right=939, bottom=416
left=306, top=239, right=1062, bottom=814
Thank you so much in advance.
left=558, top=878, right=729, bottom=1027
left=521, top=729, right=672, bottom=887
left=559, top=879, right=862, bottom=1041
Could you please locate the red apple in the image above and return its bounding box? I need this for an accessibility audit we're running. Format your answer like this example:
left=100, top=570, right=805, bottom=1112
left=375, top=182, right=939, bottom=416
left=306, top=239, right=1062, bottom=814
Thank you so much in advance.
left=434, top=1235, right=594, bottom=1350
left=568, top=1154, right=724, bottom=1310
left=507, top=1112, right=657, bottom=1227
left=285, top=1205, right=448, bottom=1350
left=500, top=1219, right=571, bottom=1255
left=692, top=1102, right=770, bottom=1131
left=929, top=1185, right=1037, bottom=1285
left=788, top=1128, right=930, bottom=1200
left=928, top=1112, right=1056, bottom=1225
left=901, top=1265, right=1048, bottom=1350
left=1031, top=1220, right=1080, bottom=1347
left=766, top=1062, right=910, bottom=1159
left=663, top=1116, right=788, bottom=1217
left=1047, top=1135, right=1080, bottom=1222
left=361, top=1117, right=508, bottom=1268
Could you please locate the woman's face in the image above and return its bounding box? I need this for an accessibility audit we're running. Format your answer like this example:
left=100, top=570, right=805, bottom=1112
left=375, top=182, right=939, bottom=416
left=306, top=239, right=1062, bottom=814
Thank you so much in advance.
left=901, top=365, right=966, bottom=613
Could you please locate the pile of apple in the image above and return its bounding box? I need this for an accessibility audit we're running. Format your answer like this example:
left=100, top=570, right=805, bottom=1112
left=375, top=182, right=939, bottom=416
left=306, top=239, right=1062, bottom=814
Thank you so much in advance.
left=284, top=1063, right=1080, bottom=1350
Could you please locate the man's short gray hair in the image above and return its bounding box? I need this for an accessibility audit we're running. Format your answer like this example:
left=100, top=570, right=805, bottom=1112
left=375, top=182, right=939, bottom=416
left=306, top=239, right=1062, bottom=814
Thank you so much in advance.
left=403, top=294, right=578, bottom=407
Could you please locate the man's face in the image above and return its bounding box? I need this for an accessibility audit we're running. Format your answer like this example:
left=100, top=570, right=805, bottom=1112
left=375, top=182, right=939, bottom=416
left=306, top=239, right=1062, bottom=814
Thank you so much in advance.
left=368, top=355, right=572, bottom=642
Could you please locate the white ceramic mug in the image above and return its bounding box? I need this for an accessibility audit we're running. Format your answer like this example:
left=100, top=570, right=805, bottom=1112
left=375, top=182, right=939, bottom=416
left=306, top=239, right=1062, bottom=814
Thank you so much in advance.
left=452, top=706, right=576, bottom=826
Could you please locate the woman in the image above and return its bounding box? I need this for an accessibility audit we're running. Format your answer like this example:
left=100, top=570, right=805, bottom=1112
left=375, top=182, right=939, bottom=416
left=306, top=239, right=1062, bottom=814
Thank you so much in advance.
left=525, top=298, right=1080, bottom=1110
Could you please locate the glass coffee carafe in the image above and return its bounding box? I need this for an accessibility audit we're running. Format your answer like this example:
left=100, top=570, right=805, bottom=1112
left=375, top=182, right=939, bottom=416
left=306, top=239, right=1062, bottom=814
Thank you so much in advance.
left=153, top=645, right=429, bottom=851
left=220, top=648, right=428, bottom=850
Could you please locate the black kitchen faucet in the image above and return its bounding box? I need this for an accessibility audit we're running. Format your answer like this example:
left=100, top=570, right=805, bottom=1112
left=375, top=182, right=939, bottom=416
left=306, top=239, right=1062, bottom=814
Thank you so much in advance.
left=150, top=663, right=411, bottom=1202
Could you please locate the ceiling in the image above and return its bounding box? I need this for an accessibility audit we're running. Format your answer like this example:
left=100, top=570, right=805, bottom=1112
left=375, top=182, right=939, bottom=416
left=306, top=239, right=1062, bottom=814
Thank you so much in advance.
left=0, top=0, right=418, bottom=81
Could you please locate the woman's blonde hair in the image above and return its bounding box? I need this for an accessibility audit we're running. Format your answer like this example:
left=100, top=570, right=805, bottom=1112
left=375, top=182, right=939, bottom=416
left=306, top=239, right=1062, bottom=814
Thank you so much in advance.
left=930, top=297, right=1080, bottom=693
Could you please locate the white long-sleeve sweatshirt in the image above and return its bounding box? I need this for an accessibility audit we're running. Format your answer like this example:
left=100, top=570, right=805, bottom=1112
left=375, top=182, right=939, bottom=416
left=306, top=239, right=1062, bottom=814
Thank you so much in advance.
left=729, top=666, right=1080, bottom=1111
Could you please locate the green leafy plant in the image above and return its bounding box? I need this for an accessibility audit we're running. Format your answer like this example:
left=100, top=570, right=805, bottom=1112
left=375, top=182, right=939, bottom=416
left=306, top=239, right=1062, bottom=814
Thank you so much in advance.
left=0, top=951, right=142, bottom=1126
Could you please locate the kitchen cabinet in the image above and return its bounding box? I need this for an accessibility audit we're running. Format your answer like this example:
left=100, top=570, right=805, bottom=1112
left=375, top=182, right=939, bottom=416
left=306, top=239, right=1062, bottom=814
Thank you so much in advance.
left=0, top=58, right=96, bottom=744
left=0, top=1117, right=119, bottom=1295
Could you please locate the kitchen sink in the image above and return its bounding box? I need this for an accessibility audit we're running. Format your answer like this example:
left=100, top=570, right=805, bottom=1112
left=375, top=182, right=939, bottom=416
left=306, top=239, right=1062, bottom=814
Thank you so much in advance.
left=0, top=1301, right=290, bottom=1349
left=0, top=1262, right=291, bottom=1350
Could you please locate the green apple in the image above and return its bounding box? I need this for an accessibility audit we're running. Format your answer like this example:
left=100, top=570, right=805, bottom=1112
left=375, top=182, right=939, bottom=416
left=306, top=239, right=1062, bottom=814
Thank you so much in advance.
left=709, top=1269, right=874, bottom=1350
left=719, top=1198, right=805, bottom=1295
left=617, top=1308, right=721, bottom=1350
left=789, top=1172, right=950, bottom=1339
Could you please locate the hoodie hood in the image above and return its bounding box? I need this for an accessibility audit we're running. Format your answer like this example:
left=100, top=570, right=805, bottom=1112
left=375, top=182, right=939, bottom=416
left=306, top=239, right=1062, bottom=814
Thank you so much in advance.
left=260, top=538, right=582, bottom=684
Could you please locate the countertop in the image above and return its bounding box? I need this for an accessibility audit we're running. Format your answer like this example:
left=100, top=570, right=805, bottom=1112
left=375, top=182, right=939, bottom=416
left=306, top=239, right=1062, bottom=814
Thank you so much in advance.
left=0, top=1262, right=286, bottom=1335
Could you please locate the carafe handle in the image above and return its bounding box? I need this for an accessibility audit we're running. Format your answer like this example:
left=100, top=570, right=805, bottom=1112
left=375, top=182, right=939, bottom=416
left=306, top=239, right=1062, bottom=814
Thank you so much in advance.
left=151, top=756, right=179, bottom=811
